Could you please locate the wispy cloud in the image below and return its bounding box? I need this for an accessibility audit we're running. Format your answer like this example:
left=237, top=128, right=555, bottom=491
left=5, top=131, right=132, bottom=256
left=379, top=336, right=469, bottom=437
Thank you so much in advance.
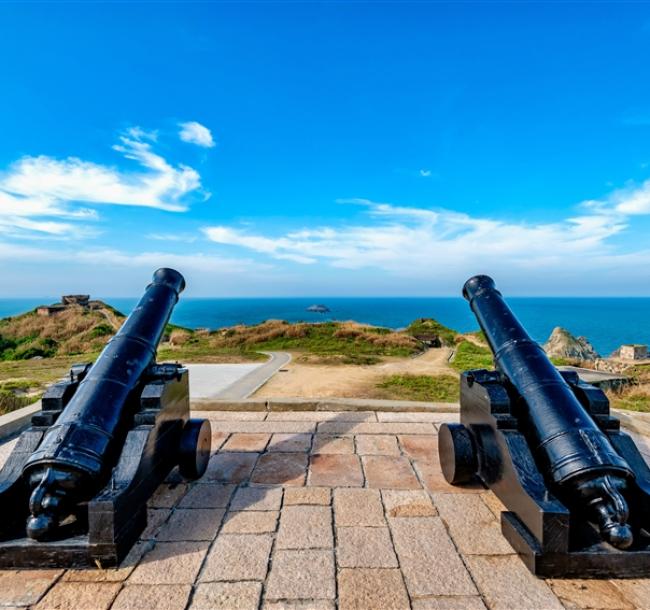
left=608, top=179, right=650, bottom=215
left=419, top=169, right=432, bottom=177
left=0, top=240, right=258, bottom=275
left=202, top=178, right=650, bottom=285
left=178, top=121, right=215, bottom=148
left=0, top=125, right=208, bottom=240
left=202, top=226, right=317, bottom=264
left=146, top=232, right=199, bottom=243
left=2, top=129, right=203, bottom=213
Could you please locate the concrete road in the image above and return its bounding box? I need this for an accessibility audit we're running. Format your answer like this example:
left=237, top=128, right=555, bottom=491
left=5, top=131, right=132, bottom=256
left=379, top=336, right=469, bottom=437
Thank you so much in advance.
left=187, top=363, right=262, bottom=399
left=216, top=351, right=291, bottom=400
left=186, top=351, right=291, bottom=400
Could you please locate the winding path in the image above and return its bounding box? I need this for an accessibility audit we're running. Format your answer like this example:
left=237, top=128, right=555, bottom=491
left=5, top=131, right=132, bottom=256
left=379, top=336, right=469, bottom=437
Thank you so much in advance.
left=187, top=352, right=292, bottom=401
left=217, top=351, right=292, bottom=399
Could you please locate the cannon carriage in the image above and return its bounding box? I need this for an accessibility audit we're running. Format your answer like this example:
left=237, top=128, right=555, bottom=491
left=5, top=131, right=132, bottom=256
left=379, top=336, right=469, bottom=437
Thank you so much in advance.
left=439, top=275, right=650, bottom=578
left=0, top=268, right=211, bottom=568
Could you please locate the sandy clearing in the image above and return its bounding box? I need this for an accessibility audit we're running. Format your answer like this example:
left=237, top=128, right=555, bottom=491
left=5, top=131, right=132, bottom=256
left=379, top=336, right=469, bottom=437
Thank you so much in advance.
left=254, top=347, right=454, bottom=398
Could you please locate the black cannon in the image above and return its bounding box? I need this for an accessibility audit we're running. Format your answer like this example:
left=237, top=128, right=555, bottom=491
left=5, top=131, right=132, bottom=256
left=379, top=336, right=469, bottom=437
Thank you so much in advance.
left=439, top=275, right=650, bottom=578
left=0, top=268, right=211, bottom=567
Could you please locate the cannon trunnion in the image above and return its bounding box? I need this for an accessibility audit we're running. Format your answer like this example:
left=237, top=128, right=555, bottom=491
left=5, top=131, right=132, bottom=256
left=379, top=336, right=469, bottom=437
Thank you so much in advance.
left=0, top=269, right=211, bottom=568
left=439, top=275, right=650, bottom=578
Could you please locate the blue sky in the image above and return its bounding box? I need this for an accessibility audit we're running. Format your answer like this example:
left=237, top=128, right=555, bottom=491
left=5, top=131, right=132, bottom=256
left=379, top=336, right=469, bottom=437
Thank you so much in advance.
left=1, top=2, right=650, bottom=296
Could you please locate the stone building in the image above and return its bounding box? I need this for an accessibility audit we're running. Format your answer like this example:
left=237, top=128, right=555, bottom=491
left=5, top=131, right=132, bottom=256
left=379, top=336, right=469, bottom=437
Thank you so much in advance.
left=619, top=344, right=648, bottom=361
left=36, top=305, right=66, bottom=317
left=61, top=295, right=90, bottom=307
left=36, top=294, right=91, bottom=316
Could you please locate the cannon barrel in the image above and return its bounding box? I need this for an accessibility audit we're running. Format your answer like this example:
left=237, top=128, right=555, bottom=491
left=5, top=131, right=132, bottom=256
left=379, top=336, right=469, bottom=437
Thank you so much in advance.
left=463, top=275, right=635, bottom=549
left=23, top=268, right=185, bottom=539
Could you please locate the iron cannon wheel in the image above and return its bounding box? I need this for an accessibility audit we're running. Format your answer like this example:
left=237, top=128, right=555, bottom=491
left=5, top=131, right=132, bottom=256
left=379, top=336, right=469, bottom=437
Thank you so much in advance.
left=438, top=423, right=477, bottom=485
left=179, top=419, right=212, bottom=479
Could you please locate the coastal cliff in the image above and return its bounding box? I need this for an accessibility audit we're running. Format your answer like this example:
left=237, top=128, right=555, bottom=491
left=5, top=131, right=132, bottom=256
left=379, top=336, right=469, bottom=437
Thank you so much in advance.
left=543, top=326, right=599, bottom=361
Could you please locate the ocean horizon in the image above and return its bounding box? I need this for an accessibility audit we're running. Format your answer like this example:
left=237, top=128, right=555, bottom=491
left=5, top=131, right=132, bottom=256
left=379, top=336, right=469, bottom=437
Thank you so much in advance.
left=1, top=297, right=648, bottom=357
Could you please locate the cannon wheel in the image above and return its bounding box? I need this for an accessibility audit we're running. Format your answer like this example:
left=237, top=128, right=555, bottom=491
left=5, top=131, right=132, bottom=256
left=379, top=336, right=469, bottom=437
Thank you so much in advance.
left=439, top=423, right=477, bottom=485
left=179, top=419, right=212, bottom=479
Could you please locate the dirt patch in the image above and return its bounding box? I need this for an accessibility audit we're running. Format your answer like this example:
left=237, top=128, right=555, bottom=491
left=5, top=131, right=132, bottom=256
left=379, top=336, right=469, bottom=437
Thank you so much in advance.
left=254, top=347, right=454, bottom=398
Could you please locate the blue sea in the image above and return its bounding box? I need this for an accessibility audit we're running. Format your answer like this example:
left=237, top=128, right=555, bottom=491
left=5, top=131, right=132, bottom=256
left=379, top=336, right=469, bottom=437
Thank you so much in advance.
left=0, top=297, right=648, bottom=357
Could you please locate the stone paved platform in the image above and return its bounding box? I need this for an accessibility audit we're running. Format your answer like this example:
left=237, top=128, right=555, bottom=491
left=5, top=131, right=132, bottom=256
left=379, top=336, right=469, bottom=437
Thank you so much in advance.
left=1, top=410, right=650, bottom=610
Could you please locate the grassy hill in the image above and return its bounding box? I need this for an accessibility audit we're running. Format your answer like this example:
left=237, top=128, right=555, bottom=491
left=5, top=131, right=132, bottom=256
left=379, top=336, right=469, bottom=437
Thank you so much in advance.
left=204, top=320, right=421, bottom=364
left=0, top=304, right=438, bottom=412
left=406, top=318, right=458, bottom=346
left=0, top=303, right=124, bottom=360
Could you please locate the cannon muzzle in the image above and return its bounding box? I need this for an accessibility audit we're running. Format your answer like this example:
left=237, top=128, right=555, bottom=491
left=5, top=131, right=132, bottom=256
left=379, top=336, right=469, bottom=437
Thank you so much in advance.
left=462, top=275, right=634, bottom=549
left=23, top=268, right=185, bottom=540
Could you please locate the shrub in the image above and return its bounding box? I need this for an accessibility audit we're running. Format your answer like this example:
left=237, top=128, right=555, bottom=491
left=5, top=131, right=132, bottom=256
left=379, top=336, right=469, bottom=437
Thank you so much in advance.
left=89, top=323, right=114, bottom=338
left=406, top=318, right=458, bottom=346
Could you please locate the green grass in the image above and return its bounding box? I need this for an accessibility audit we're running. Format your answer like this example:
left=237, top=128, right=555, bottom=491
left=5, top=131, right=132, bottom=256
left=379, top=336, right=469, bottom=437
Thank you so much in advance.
left=89, top=323, right=114, bottom=338
left=156, top=344, right=265, bottom=363
left=623, top=363, right=650, bottom=384
left=0, top=378, right=46, bottom=415
left=256, top=330, right=413, bottom=356
left=0, top=379, right=34, bottom=392
left=549, top=356, right=575, bottom=366
left=449, top=340, right=494, bottom=371
left=406, top=318, right=458, bottom=346
left=610, top=392, right=650, bottom=413
left=375, top=374, right=459, bottom=402
left=235, top=322, right=419, bottom=359
left=0, top=390, right=36, bottom=415
left=0, top=342, right=266, bottom=416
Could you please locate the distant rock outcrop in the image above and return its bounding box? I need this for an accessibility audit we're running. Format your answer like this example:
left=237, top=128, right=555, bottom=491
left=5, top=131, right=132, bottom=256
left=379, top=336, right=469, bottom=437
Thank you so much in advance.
left=306, top=304, right=330, bottom=313
left=543, top=326, right=599, bottom=361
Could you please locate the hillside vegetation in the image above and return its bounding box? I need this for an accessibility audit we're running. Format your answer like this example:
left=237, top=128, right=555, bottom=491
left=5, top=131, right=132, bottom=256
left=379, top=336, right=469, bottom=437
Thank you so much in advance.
left=406, top=318, right=458, bottom=346
left=608, top=363, right=650, bottom=413
left=0, top=305, right=123, bottom=360
left=0, top=305, right=436, bottom=410
left=212, top=320, right=422, bottom=364
left=374, top=373, right=459, bottom=402
left=449, top=340, right=493, bottom=371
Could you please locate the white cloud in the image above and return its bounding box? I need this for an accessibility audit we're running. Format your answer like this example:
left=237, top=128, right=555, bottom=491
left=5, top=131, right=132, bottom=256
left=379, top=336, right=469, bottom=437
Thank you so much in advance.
left=609, top=180, right=650, bottom=215
left=203, top=226, right=317, bottom=264
left=419, top=169, right=432, bottom=177
left=202, top=175, right=650, bottom=284
left=146, top=232, right=199, bottom=243
left=201, top=196, right=638, bottom=285
left=2, top=132, right=202, bottom=213
left=0, top=127, right=206, bottom=240
left=178, top=121, right=215, bottom=148
left=0, top=240, right=258, bottom=275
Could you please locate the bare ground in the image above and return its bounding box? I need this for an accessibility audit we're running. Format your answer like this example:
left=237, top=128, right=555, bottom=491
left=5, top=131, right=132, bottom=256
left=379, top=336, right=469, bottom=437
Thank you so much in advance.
left=254, top=347, right=454, bottom=398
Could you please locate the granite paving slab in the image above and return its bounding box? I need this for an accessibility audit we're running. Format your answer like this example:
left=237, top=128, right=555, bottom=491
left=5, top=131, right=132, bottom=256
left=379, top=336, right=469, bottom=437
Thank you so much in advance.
left=0, top=408, right=649, bottom=609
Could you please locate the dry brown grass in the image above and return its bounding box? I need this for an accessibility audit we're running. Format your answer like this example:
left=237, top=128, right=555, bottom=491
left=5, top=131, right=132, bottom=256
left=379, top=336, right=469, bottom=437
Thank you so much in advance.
left=169, top=329, right=192, bottom=346
left=0, top=306, right=123, bottom=358
left=206, top=319, right=420, bottom=361
left=608, top=364, right=650, bottom=412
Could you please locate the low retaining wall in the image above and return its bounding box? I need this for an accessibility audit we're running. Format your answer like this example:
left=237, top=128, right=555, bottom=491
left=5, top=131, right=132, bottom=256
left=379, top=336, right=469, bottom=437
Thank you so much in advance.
left=2, top=399, right=649, bottom=443
left=0, top=401, right=41, bottom=440
left=191, top=397, right=460, bottom=413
